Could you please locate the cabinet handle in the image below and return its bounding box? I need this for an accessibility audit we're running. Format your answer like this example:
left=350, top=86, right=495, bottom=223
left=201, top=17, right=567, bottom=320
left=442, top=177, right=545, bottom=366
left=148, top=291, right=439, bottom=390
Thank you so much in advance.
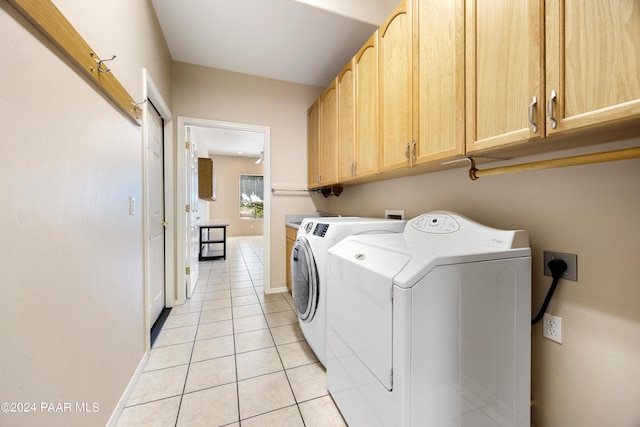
left=352, top=161, right=357, bottom=177
left=528, top=96, right=538, bottom=133
left=411, top=139, right=417, bottom=163
left=547, top=89, right=558, bottom=129
left=405, top=142, right=411, bottom=163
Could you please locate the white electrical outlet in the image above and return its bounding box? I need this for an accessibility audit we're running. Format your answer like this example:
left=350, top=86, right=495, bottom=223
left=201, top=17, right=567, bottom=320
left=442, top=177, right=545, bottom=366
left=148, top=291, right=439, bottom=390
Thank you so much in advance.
left=542, top=313, right=562, bottom=344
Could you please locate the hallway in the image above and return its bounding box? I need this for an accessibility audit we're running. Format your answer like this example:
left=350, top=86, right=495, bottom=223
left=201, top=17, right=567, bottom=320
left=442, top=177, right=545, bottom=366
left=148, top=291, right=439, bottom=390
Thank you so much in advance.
left=115, top=236, right=345, bottom=426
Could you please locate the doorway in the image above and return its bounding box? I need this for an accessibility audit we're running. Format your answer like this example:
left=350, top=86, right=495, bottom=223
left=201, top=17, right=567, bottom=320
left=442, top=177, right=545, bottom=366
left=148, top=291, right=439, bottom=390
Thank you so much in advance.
left=175, top=117, right=271, bottom=304
left=142, top=70, right=173, bottom=350
left=147, top=100, right=166, bottom=330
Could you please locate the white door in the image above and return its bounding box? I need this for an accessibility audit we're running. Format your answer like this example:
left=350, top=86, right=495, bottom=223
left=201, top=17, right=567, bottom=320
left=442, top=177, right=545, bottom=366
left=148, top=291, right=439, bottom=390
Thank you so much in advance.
left=186, top=128, right=200, bottom=297
left=147, top=103, right=166, bottom=325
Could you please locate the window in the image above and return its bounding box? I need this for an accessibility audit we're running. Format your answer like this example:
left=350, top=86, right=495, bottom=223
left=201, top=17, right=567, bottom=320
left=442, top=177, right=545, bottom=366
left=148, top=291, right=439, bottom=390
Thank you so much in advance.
left=239, top=174, right=264, bottom=219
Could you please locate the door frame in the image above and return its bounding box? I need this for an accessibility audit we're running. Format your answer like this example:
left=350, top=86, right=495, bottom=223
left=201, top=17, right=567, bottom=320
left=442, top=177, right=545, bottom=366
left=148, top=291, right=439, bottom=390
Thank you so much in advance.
left=175, top=116, right=271, bottom=304
left=142, top=69, right=173, bottom=351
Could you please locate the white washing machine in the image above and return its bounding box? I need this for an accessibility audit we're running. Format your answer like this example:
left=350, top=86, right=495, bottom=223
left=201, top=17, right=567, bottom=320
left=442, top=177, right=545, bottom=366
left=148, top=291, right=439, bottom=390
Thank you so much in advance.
left=326, top=211, right=531, bottom=427
left=290, top=217, right=406, bottom=367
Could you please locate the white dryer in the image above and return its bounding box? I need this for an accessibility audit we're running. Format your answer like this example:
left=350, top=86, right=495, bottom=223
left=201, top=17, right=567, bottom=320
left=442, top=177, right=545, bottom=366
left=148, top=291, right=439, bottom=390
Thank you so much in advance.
left=290, top=217, right=406, bottom=367
left=326, top=211, right=531, bottom=427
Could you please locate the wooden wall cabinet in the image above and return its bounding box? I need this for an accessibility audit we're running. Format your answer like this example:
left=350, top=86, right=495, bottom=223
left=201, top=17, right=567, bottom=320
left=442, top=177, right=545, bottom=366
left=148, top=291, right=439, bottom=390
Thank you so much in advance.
left=308, top=82, right=339, bottom=189
left=307, top=0, right=640, bottom=188
left=354, top=32, right=380, bottom=180
left=412, top=0, right=465, bottom=165
left=198, top=157, right=216, bottom=200
left=465, top=0, right=544, bottom=154
left=285, top=226, right=297, bottom=291
left=338, top=32, right=381, bottom=183
left=307, top=99, right=320, bottom=189
left=378, top=0, right=412, bottom=172
left=466, top=0, right=640, bottom=156
left=545, top=0, right=640, bottom=135
left=379, top=0, right=465, bottom=173
left=337, top=59, right=356, bottom=183
left=318, top=80, right=339, bottom=187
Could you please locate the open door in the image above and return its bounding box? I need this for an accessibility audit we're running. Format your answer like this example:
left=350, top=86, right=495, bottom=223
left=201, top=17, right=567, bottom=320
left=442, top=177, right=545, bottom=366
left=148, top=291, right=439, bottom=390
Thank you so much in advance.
left=175, top=116, right=271, bottom=303
left=186, top=127, right=200, bottom=298
left=147, top=102, right=166, bottom=325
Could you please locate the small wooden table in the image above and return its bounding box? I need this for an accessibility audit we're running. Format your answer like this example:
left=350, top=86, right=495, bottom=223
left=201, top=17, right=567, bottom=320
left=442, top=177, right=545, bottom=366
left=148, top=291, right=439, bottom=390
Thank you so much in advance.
left=199, top=223, right=228, bottom=260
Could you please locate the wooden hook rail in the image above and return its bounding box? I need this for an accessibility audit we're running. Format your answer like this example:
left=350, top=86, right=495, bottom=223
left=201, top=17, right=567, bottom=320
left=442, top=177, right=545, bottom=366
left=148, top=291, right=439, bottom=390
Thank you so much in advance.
left=469, top=147, right=640, bottom=180
left=7, top=0, right=141, bottom=125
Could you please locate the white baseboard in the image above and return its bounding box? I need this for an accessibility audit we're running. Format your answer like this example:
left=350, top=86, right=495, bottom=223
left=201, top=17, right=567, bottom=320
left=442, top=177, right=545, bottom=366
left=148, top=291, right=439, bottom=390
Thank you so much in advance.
left=265, top=286, right=288, bottom=294
left=105, top=351, right=150, bottom=427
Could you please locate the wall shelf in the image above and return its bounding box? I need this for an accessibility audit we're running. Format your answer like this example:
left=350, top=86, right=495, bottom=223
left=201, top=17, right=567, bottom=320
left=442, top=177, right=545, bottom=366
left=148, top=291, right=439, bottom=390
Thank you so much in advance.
left=7, top=0, right=142, bottom=126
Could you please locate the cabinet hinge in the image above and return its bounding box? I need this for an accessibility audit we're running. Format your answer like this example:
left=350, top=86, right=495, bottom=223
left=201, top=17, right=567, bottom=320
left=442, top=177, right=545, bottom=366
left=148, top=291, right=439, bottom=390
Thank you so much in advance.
left=185, top=204, right=191, bottom=212
left=185, top=141, right=190, bottom=149
left=186, top=266, right=191, bottom=275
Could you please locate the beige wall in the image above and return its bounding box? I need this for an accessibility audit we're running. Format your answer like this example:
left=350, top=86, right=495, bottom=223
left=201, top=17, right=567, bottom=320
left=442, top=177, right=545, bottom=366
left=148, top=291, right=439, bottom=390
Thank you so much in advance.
left=0, top=0, right=172, bottom=425
left=172, top=62, right=330, bottom=290
left=200, top=155, right=265, bottom=237
left=328, top=140, right=640, bottom=427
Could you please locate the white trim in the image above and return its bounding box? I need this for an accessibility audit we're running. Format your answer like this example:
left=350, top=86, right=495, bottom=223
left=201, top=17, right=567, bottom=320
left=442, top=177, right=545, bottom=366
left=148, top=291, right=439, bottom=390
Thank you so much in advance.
left=105, top=351, right=150, bottom=427
left=142, top=69, right=173, bottom=352
left=175, top=117, right=271, bottom=303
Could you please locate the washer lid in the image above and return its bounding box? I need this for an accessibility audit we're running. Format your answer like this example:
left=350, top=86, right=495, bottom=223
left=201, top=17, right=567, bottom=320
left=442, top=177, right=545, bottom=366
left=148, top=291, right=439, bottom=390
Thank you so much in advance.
left=327, top=237, right=410, bottom=391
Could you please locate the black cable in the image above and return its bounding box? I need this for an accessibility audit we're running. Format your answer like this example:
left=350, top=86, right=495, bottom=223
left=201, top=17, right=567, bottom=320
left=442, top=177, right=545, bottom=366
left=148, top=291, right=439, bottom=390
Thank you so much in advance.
left=531, top=259, right=568, bottom=325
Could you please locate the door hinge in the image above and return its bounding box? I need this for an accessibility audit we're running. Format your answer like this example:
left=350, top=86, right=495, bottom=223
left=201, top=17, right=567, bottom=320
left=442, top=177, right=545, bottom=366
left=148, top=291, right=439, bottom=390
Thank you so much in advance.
left=186, top=266, right=191, bottom=275
left=185, top=204, right=191, bottom=212
left=185, top=141, right=190, bottom=149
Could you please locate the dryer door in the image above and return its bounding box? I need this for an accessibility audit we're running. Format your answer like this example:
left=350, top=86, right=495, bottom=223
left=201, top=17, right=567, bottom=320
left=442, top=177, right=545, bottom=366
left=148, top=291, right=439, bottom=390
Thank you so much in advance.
left=291, top=237, right=319, bottom=322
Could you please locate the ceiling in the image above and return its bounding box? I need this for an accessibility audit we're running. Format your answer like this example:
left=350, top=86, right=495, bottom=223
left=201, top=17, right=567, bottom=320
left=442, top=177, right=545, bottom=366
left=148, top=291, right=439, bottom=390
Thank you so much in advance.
left=151, top=0, right=394, bottom=158
left=189, top=125, right=265, bottom=158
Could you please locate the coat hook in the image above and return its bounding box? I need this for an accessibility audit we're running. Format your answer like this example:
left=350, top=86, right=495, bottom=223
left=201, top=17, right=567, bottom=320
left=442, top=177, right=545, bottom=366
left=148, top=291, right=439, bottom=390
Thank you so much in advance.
left=90, top=52, right=116, bottom=73
left=133, top=98, right=148, bottom=113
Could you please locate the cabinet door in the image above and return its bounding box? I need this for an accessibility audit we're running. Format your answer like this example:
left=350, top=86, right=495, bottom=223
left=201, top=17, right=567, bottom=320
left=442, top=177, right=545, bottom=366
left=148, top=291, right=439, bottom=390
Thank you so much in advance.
left=545, top=0, right=640, bottom=135
left=197, top=157, right=214, bottom=200
left=319, top=81, right=338, bottom=187
left=466, top=0, right=544, bottom=154
left=355, top=32, right=379, bottom=179
left=379, top=0, right=412, bottom=172
left=285, top=229, right=296, bottom=290
left=307, top=99, right=320, bottom=189
left=413, top=0, right=465, bottom=164
left=337, top=60, right=356, bottom=183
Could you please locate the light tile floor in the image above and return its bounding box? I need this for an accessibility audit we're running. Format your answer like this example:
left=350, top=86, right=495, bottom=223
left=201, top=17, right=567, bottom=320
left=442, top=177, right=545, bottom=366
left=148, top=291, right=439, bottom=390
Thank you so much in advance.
left=116, top=236, right=346, bottom=427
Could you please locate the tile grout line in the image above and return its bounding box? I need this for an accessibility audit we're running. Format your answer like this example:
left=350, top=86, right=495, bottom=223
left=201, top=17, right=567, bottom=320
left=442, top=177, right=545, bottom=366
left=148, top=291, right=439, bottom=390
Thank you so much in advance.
left=173, top=265, right=207, bottom=427
left=141, top=236, right=331, bottom=426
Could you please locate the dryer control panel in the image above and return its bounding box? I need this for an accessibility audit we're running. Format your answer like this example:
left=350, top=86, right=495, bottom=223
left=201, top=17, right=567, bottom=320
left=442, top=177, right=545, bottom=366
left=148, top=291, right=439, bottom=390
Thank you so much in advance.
left=313, top=223, right=330, bottom=237
left=406, top=211, right=529, bottom=249
left=411, top=213, right=460, bottom=233
left=300, top=220, right=330, bottom=237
